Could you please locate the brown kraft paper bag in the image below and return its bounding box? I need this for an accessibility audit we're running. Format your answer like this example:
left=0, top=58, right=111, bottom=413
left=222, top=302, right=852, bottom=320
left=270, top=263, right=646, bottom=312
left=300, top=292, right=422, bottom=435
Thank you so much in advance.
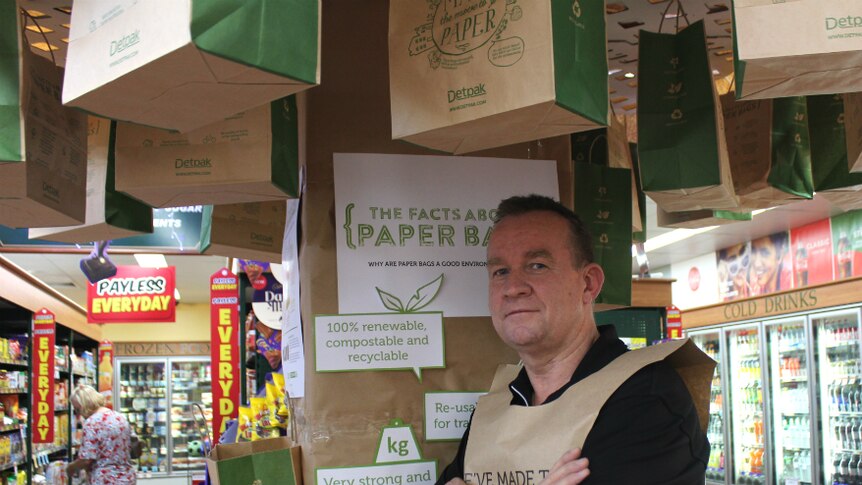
left=464, top=339, right=715, bottom=482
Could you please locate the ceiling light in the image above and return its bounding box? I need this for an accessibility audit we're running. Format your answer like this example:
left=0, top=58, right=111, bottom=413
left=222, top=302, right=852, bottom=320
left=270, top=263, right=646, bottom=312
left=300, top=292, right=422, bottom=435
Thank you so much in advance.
left=624, top=72, right=635, bottom=79
left=134, top=253, right=168, bottom=268
left=712, top=69, right=720, bottom=75
left=642, top=226, right=720, bottom=253
left=752, top=207, right=777, bottom=216
left=608, top=68, right=622, bottom=76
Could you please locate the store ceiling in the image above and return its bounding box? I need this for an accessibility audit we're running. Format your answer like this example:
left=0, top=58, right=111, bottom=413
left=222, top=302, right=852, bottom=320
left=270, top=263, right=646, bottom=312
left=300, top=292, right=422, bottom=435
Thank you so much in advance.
left=2, top=0, right=848, bottom=300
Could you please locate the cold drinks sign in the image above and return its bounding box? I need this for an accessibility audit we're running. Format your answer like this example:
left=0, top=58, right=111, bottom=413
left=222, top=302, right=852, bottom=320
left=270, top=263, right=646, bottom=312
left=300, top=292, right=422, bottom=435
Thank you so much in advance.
left=210, top=268, right=239, bottom=444
left=86, top=266, right=176, bottom=323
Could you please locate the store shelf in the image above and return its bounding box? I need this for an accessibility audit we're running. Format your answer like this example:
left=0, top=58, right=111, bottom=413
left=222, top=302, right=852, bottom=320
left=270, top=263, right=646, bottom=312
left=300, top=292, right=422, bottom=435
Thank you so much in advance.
left=779, top=347, right=806, bottom=354
left=780, top=376, right=809, bottom=384
left=0, top=359, right=27, bottom=368
left=0, top=457, right=26, bottom=473
left=55, top=408, right=69, bottom=414
left=0, top=388, right=27, bottom=395
left=0, top=424, right=23, bottom=433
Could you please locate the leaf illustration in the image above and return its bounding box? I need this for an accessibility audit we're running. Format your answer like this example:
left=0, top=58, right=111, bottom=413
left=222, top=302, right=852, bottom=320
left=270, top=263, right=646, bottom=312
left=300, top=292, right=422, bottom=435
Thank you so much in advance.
left=405, top=274, right=444, bottom=312
left=376, top=287, right=404, bottom=312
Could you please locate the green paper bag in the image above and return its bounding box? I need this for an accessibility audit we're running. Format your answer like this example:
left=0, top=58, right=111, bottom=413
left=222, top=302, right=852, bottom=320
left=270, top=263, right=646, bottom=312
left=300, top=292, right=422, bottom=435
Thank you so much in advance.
left=721, top=94, right=814, bottom=209
left=389, top=0, right=608, bottom=154
left=115, top=96, right=300, bottom=208
left=29, top=118, right=153, bottom=243
left=206, top=437, right=302, bottom=485
left=63, top=0, right=320, bottom=133
left=0, top=5, right=87, bottom=228
left=200, top=200, right=286, bottom=263
left=637, top=21, right=738, bottom=213
left=808, top=94, right=862, bottom=211
left=571, top=116, right=642, bottom=233
left=574, top=162, right=632, bottom=307
left=630, top=142, right=647, bottom=243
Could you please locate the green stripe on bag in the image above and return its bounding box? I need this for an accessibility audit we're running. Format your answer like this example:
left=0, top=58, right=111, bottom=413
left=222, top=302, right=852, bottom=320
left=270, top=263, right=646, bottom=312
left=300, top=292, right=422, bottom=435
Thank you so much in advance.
left=767, top=96, right=814, bottom=199
left=808, top=95, right=862, bottom=191
left=200, top=205, right=215, bottom=254
left=191, top=0, right=319, bottom=85
left=0, top=2, right=22, bottom=162
left=575, top=161, right=632, bottom=306
left=551, top=0, right=608, bottom=126
left=713, top=210, right=752, bottom=222
left=637, top=21, right=721, bottom=192
left=270, top=95, right=300, bottom=198
left=104, top=122, right=154, bottom=232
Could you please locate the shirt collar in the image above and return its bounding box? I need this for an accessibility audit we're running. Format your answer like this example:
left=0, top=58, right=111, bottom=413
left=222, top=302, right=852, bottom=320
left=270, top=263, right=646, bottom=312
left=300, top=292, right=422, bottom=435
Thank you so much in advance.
left=508, top=325, right=629, bottom=406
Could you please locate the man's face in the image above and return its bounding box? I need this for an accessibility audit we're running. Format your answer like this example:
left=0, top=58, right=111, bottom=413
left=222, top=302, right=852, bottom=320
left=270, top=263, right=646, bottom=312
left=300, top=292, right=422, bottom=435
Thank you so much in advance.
left=486, top=211, right=590, bottom=354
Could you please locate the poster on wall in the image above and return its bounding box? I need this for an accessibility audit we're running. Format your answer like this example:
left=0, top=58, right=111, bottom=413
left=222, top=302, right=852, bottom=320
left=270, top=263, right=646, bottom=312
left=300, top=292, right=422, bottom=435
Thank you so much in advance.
left=86, top=266, right=176, bottom=323
left=716, top=231, right=792, bottom=301
left=791, top=220, right=834, bottom=288
left=831, top=210, right=862, bottom=279
left=333, top=153, right=559, bottom=317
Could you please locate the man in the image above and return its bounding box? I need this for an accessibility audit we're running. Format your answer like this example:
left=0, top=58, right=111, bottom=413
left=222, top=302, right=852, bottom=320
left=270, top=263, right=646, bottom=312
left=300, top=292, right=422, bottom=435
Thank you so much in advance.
left=437, top=195, right=709, bottom=485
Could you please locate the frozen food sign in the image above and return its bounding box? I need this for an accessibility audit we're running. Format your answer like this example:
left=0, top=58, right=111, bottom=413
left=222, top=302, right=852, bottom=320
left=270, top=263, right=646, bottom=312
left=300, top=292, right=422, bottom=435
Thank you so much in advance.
left=334, top=153, right=558, bottom=317
left=87, top=266, right=176, bottom=323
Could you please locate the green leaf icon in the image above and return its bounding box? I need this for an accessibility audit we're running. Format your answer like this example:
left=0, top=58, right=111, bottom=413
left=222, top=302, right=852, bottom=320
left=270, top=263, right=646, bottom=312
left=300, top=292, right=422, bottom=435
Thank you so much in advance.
left=404, top=274, right=444, bottom=312
left=376, top=287, right=404, bottom=312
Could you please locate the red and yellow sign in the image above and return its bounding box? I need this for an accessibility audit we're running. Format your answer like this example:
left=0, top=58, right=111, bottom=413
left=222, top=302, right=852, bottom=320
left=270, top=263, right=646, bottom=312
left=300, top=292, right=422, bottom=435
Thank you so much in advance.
left=666, top=305, right=683, bottom=339
left=32, top=308, right=55, bottom=443
left=210, top=268, right=239, bottom=444
left=98, top=341, right=114, bottom=409
left=87, top=266, right=176, bottom=323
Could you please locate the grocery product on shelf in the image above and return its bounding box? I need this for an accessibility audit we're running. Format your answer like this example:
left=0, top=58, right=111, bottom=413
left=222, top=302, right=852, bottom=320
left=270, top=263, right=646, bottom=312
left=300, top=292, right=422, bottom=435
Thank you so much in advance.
left=690, top=332, right=726, bottom=483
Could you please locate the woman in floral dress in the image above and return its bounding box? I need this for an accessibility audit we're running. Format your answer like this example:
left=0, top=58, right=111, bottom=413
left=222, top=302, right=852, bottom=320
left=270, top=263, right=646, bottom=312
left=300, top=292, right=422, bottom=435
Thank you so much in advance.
left=67, top=385, right=137, bottom=484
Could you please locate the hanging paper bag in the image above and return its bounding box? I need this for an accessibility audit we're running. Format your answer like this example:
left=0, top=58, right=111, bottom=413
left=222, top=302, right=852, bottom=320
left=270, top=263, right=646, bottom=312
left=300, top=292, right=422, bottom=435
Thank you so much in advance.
left=807, top=94, right=862, bottom=211
left=388, top=0, right=608, bottom=154
left=114, top=96, right=300, bottom=208
left=574, top=161, right=632, bottom=307
left=200, top=201, right=286, bottom=263
left=29, top=118, right=153, bottom=242
left=733, top=0, right=862, bottom=100
left=0, top=6, right=87, bottom=228
left=63, top=0, right=320, bottom=133
left=657, top=206, right=751, bottom=230
left=637, top=21, right=738, bottom=212
left=843, top=92, right=862, bottom=173
left=721, top=94, right=814, bottom=208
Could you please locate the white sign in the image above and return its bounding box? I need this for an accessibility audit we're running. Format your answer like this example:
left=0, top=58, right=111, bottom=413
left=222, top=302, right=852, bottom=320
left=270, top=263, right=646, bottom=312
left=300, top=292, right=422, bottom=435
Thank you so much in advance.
left=282, top=197, right=305, bottom=397
left=314, top=313, right=444, bottom=381
left=334, top=153, right=559, bottom=317
left=424, top=392, right=485, bottom=441
left=316, top=461, right=436, bottom=485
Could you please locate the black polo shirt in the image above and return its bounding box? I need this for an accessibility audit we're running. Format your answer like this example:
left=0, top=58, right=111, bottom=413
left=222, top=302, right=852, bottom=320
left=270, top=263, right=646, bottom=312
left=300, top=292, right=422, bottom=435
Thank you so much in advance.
left=436, top=325, right=710, bottom=485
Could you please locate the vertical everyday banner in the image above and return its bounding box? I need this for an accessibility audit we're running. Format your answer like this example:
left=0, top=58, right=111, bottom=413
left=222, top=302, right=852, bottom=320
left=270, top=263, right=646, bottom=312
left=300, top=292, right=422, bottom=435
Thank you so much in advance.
left=98, top=341, right=114, bottom=408
left=31, top=309, right=56, bottom=444
left=210, top=269, right=240, bottom=444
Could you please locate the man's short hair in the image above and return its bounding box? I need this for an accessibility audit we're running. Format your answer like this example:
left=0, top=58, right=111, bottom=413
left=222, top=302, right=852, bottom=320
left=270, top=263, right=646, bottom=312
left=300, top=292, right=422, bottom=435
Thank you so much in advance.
left=493, top=194, right=595, bottom=267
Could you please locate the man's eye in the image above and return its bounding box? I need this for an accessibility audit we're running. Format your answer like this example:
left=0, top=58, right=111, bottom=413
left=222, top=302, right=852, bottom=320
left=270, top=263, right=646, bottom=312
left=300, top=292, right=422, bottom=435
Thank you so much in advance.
left=528, top=263, right=548, bottom=270
left=491, top=268, right=509, bottom=277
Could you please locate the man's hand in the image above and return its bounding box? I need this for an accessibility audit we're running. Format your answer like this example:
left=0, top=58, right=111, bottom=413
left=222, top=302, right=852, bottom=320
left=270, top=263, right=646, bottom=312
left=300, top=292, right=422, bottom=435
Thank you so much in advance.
left=540, top=449, right=590, bottom=485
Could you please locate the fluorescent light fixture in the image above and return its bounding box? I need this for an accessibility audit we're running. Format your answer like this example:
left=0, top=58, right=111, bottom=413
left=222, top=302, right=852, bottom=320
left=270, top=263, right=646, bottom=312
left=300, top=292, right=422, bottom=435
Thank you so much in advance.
left=608, top=68, right=622, bottom=76
left=752, top=207, right=777, bottom=216
left=134, top=253, right=168, bottom=268
left=624, top=72, right=635, bottom=79
left=642, top=226, right=720, bottom=253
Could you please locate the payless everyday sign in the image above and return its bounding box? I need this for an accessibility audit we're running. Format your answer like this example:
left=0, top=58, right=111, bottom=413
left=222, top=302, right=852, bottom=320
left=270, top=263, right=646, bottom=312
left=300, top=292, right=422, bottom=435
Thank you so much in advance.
left=31, top=309, right=55, bottom=443
left=87, top=266, right=176, bottom=323
left=210, top=268, right=239, bottom=444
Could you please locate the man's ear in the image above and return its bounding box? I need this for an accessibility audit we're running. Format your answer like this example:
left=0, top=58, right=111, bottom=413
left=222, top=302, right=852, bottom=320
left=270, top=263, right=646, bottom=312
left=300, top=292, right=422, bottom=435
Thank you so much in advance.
left=581, top=263, right=605, bottom=304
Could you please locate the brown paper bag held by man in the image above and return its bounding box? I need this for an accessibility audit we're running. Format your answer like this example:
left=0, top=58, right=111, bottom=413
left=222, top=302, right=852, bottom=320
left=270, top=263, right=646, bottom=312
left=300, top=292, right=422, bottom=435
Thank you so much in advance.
left=437, top=195, right=712, bottom=485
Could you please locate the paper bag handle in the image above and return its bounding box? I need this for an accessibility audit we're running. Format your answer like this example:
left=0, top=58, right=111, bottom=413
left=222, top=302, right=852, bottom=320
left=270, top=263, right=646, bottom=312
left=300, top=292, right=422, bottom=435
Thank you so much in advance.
left=18, top=8, right=57, bottom=66
left=657, top=0, right=691, bottom=34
